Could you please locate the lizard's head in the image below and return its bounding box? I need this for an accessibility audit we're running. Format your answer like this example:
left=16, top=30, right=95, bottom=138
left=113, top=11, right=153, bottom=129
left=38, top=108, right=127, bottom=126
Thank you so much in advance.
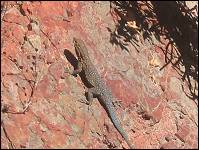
left=73, top=38, right=89, bottom=60
left=73, top=38, right=83, bottom=50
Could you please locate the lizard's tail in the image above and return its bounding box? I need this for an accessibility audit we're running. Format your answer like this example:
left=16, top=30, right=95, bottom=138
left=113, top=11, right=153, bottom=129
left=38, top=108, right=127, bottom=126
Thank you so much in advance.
left=105, top=103, right=135, bottom=149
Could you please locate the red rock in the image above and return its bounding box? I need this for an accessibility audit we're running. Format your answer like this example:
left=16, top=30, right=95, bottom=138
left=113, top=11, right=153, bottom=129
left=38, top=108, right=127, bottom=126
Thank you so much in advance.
left=152, top=103, right=165, bottom=122
left=165, top=89, right=179, bottom=101
left=160, top=141, right=178, bottom=149
left=4, top=122, right=29, bottom=148
left=186, top=138, right=193, bottom=147
left=3, top=8, right=29, bottom=27
left=45, top=48, right=58, bottom=64
left=134, top=135, right=150, bottom=149
left=48, top=62, right=64, bottom=81
left=175, top=124, right=190, bottom=142
left=1, top=57, right=20, bottom=74
left=69, top=2, right=79, bottom=11
left=12, top=26, right=27, bottom=43
left=1, top=1, right=198, bottom=149
left=192, top=141, right=198, bottom=149
left=10, top=111, right=34, bottom=126
left=56, top=83, right=67, bottom=94
left=35, top=75, right=60, bottom=100
left=2, top=41, right=20, bottom=59
left=145, top=97, right=161, bottom=110
left=21, top=2, right=34, bottom=16
left=44, top=130, right=68, bottom=148
left=1, top=140, right=8, bottom=149
left=106, top=79, right=139, bottom=105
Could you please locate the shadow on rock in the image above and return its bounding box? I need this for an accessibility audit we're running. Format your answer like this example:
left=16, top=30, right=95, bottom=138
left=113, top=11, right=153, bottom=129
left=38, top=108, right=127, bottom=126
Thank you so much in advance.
left=109, top=1, right=198, bottom=101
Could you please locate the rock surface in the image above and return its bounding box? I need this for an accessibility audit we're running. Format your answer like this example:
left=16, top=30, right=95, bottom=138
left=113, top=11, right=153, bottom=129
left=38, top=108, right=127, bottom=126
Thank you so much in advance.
left=1, top=1, right=198, bottom=149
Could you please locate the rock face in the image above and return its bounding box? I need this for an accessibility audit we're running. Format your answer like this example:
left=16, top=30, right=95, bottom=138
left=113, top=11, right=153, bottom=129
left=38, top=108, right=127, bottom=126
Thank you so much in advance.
left=1, top=1, right=198, bottom=149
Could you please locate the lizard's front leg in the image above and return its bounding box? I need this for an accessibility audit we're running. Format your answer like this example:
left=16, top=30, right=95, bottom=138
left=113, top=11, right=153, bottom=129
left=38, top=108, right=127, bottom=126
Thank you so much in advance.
left=72, top=61, right=82, bottom=76
left=65, top=61, right=82, bottom=76
left=86, top=87, right=99, bottom=105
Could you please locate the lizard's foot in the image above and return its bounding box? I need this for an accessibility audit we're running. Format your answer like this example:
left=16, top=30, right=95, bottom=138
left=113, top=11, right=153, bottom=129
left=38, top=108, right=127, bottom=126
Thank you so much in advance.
left=77, top=98, right=89, bottom=105
left=112, top=99, right=122, bottom=108
left=64, top=67, right=77, bottom=77
left=64, top=67, right=72, bottom=74
left=77, top=98, right=92, bottom=112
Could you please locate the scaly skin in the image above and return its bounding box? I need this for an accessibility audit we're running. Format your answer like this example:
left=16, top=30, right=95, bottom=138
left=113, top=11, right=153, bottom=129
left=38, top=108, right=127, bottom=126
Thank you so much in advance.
left=71, top=38, right=134, bottom=149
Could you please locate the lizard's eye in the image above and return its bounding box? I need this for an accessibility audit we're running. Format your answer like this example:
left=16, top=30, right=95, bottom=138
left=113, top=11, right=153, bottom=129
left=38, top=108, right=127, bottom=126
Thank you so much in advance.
left=74, top=39, right=78, bottom=45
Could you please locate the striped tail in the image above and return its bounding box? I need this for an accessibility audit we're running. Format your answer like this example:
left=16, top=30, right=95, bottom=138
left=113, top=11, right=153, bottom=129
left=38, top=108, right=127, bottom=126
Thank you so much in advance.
left=105, top=102, right=134, bottom=149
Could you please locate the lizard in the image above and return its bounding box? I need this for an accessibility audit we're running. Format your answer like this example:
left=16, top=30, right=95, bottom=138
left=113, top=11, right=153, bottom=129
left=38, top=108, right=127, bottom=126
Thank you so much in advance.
left=68, top=37, right=134, bottom=149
